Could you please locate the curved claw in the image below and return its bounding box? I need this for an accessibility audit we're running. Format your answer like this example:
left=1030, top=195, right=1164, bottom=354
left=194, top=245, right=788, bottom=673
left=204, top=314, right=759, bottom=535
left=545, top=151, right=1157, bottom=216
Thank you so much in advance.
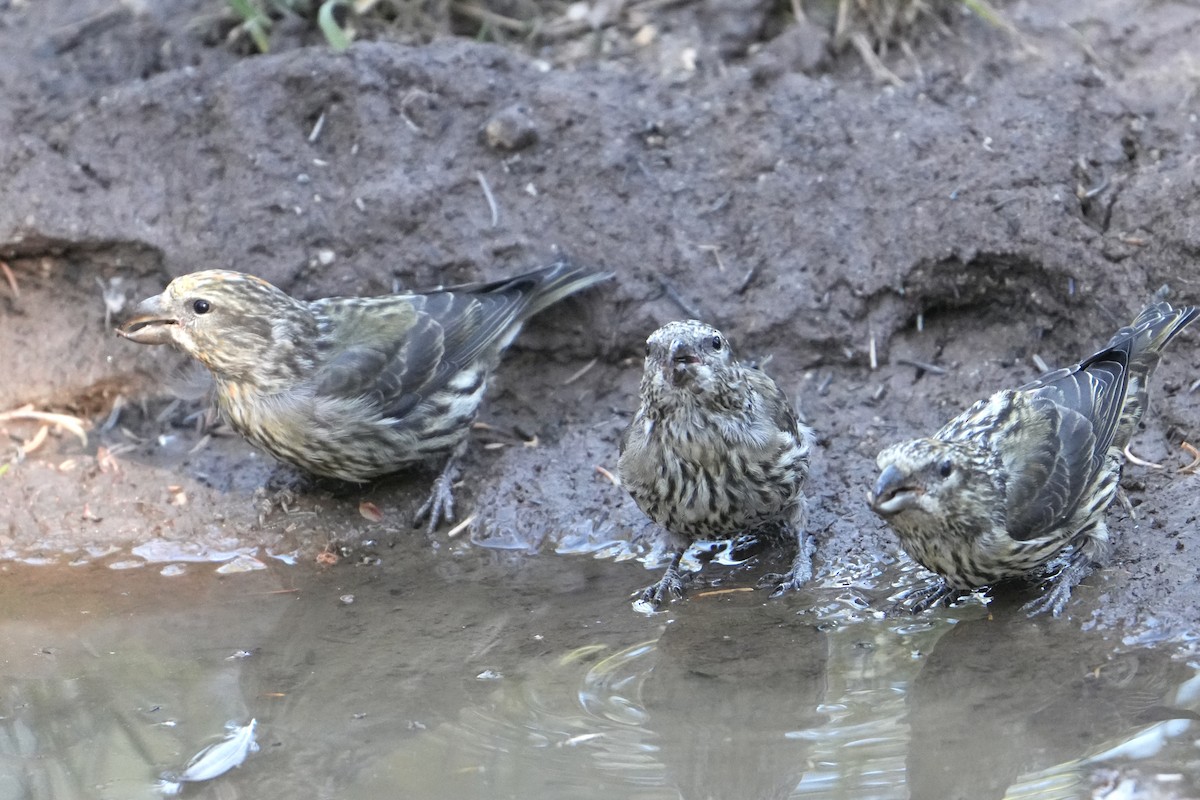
left=633, top=552, right=687, bottom=609
left=414, top=454, right=463, bottom=534
left=765, top=532, right=817, bottom=598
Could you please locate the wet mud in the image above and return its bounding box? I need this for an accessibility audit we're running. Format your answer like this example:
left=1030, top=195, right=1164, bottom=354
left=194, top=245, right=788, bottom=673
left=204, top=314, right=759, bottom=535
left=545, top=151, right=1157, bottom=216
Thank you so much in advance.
left=1, top=0, right=1200, bottom=795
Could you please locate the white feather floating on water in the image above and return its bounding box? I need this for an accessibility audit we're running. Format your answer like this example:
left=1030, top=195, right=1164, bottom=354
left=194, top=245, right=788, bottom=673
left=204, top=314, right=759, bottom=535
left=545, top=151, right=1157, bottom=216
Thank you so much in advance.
left=156, top=719, right=259, bottom=795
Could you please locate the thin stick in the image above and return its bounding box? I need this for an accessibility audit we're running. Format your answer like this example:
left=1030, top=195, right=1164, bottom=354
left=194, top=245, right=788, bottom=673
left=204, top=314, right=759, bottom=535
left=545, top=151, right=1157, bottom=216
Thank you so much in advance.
left=894, top=357, right=946, bottom=375
left=1180, top=442, right=1200, bottom=475
left=562, top=358, right=598, bottom=386
left=594, top=465, right=621, bottom=487
left=868, top=336, right=877, bottom=370
left=1124, top=443, right=1164, bottom=470
left=308, top=111, right=326, bottom=143
left=0, top=260, right=18, bottom=297
left=445, top=514, right=477, bottom=539
left=1032, top=354, right=1050, bottom=373
left=0, top=405, right=88, bottom=446
left=450, top=2, right=531, bottom=33
left=656, top=275, right=703, bottom=319
left=849, top=32, right=903, bottom=86
left=20, top=425, right=49, bottom=455
left=476, top=171, right=499, bottom=228
left=694, top=587, right=755, bottom=598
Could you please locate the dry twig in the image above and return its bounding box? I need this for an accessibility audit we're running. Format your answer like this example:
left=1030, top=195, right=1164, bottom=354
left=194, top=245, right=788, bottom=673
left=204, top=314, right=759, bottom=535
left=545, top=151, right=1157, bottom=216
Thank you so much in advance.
left=594, top=465, right=621, bottom=487
left=1123, top=443, right=1164, bottom=470
left=1179, top=442, right=1200, bottom=475
left=0, top=405, right=88, bottom=447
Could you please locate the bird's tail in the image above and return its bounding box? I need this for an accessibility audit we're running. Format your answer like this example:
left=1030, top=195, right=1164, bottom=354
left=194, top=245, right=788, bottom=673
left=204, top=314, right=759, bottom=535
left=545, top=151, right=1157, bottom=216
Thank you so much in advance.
left=1108, top=299, right=1199, bottom=381
left=429, top=260, right=612, bottom=319
left=1106, top=299, right=1198, bottom=448
left=491, top=260, right=614, bottom=321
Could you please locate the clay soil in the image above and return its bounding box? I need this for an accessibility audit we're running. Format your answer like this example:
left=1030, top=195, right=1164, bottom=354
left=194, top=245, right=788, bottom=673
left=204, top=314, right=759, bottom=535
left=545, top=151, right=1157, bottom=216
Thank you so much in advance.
left=0, top=0, right=1198, bottom=634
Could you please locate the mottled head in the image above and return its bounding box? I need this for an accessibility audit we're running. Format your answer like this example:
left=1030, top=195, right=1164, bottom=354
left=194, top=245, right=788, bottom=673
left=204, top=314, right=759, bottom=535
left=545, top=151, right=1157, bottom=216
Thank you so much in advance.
left=868, top=438, right=1003, bottom=539
left=641, top=319, right=736, bottom=398
left=117, top=270, right=317, bottom=388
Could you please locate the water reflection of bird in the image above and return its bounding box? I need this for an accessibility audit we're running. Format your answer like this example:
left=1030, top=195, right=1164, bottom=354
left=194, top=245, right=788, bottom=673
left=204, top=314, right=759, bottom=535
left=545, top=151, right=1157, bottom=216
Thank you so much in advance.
left=641, top=594, right=828, bottom=800
left=117, top=263, right=609, bottom=530
left=905, top=604, right=1199, bottom=800
left=869, top=300, right=1198, bottom=616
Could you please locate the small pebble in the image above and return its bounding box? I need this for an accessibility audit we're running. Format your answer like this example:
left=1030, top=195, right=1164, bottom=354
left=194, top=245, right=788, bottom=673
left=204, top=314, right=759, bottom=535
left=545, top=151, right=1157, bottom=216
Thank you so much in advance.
left=483, top=104, right=539, bottom=152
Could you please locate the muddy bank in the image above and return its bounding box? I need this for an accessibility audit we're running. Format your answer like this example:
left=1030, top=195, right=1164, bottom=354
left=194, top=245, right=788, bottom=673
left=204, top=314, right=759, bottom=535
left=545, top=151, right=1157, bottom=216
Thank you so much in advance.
left=0, top=1, right=1197, bottom=636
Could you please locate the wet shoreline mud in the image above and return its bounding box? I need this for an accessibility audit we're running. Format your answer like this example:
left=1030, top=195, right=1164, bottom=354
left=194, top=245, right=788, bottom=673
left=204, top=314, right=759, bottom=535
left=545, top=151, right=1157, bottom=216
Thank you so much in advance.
left=1, top=1, right=1200, bottom=795
left=1, top=0, right=1197, bottom=636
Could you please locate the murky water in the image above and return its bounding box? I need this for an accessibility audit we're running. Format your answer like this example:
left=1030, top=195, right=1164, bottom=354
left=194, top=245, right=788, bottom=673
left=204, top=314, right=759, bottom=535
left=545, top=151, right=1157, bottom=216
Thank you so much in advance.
left=2, top=544, right=1199, bottom=800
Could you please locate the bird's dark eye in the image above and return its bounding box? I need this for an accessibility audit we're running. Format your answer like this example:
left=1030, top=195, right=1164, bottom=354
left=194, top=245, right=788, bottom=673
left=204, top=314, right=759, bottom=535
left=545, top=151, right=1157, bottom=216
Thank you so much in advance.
left=644, top=341, right=652, bottom=357
left=938, top=459, right=953, bottom=478
left=192, top=299, right=211, bottom=315
left=711, top=335, right=723, bottom=351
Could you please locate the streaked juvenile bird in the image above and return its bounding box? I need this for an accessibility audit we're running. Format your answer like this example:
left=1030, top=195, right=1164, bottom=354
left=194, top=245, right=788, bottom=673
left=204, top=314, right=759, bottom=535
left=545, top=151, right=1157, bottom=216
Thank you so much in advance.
left=117, top=262, right=608, bottom=530
left=869, top=300, right=1198, bottom=617
left=618, top=320, right=816, bottom=608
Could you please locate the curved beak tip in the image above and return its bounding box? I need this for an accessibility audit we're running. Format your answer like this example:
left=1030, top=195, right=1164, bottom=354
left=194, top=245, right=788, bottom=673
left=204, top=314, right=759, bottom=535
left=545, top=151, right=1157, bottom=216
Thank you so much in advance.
left=115, top=296, right=176, bottom=345
left=870, top=464, right=917, bottom=513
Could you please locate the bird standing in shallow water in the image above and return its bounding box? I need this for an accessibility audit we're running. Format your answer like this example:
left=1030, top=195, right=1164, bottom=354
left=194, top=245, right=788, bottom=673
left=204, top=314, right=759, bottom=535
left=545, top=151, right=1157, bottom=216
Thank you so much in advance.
left=618, top=320, right=816, bottom=608
left=118, top=262, right=609, bottom=531
left=869, top=300, right=1198, bottom=617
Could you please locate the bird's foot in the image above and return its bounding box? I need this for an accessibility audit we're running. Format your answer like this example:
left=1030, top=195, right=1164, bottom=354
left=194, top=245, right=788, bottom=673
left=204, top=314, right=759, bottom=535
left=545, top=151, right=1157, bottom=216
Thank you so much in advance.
left=414, top=455, right=462, bottom=535
left=633, top=554, right=688, bottom=610
left=1024, top=553, right=1093, bottom=617
left=888, top=579, right=963, bottom=616
left=763, top=532, right=817, bottom=598
left=255, top=487, right=296, bottom=528
left=254, top=468, right=316, bottom=527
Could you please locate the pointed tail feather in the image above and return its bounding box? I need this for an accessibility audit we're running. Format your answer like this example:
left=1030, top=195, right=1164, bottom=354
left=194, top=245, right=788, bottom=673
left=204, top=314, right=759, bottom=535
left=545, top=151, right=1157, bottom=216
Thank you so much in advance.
left=510, top=260, right=614, bottom=320
left=1106, top=300, right=1198, bottom=448
left=1108, top=301, right=1199, bottom=382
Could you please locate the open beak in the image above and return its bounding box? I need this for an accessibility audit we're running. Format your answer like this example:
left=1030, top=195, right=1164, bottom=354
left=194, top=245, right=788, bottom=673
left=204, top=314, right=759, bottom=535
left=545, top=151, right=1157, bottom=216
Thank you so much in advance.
left=664, top=344, right=701, bottom=386
left=670, top=346, right=700, bottom=366
left=868, top=464, right=923, bottom=516
left=116, top=294, right=177, bottom=345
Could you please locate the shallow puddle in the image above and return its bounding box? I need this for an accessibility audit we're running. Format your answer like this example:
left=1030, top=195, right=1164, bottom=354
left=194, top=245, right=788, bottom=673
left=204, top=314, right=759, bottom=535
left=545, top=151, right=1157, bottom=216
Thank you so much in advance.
left=1, top=546, right=1198, bottom=799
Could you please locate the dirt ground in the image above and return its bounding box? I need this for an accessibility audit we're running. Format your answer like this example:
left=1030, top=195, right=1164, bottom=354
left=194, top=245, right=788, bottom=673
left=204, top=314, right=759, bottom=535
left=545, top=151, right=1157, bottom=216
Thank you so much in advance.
left=0, top=0, right=1198, bottom=635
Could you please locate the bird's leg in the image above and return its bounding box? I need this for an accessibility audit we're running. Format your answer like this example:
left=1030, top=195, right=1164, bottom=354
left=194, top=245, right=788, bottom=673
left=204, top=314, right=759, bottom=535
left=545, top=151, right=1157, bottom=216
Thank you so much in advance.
left=414, top=442, right=466, bottom=535
left=768, top=530, right=817, bottom=597
left=1024, top=526, right=1109, bottom=617
left=1116, top=487, right=1138, bottom=523
left=635, top=551, right=688, bottom=609
left=758, top=502, right=815, bottom=596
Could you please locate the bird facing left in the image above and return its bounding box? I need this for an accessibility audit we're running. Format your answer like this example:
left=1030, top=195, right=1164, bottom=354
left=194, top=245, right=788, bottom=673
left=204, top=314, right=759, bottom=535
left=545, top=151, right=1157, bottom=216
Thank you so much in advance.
left=117, top=263, right=610, bottom=531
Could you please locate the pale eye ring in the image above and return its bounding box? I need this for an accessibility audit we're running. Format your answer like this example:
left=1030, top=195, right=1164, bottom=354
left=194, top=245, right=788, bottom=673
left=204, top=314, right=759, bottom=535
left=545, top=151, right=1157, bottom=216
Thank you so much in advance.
left=192, top=299, right=212, bottom=315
